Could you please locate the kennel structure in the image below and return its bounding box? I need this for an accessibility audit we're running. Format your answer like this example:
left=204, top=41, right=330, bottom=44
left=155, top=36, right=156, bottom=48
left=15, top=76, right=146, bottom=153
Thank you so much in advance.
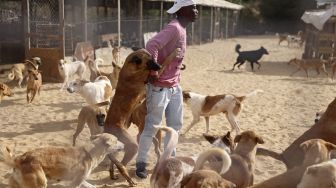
left=0, top=0, right=242, bottom=82
left=302, top=5, right=336, bottom=59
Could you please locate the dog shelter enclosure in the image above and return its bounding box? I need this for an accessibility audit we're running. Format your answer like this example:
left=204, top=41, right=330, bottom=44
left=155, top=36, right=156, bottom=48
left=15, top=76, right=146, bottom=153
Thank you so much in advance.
left=0, top=0, right=242, bottom=82
left=301, top=2, right=336, bottom=59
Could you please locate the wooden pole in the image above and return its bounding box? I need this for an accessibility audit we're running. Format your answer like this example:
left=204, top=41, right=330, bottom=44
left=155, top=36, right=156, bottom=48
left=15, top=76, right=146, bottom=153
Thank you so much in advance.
left=210, top=6, right=213, bottom=42
left=118, top=0, right=121, bottom=47
left=199, top=6, right=202, bottom=45
left=23, top=0, right=30, bottom=58
left=160, top=0, right=163, bottom=30
left=59, top=0, right=65, bottom=58
left=82, top=0, right=87, bottom=42
left=225, top=8, right=228, bottom=39
left=139, top=0, right=143, bottom=47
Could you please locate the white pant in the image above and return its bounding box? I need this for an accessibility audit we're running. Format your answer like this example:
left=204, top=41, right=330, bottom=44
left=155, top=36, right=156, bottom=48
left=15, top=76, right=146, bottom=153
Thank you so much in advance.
left=136, top=83, right=183, bottom=163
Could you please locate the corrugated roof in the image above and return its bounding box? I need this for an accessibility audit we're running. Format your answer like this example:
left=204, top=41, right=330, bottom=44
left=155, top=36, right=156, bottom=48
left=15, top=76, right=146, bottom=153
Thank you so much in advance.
left=147, top=0, right=243, bottom=10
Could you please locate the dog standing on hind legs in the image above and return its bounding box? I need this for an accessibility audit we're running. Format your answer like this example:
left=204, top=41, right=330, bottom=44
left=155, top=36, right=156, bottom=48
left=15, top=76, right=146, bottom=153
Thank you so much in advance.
left=232, top=44, right=269, bottom=72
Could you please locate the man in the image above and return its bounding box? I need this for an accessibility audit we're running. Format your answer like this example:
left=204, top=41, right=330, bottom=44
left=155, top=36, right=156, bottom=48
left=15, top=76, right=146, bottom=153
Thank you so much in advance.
left=135, top=0, right=198, bottom=179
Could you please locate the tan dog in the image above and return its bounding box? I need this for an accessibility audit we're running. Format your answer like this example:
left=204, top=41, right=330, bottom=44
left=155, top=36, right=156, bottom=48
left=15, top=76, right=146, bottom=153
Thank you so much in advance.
left=250, top=139, right=336, bottom=188
left=87, top=59, right=122, bottom=90
left=297, top=159, right=336, bottom=188
left=0, top=133, right=129, bottom=188
left=26, top=69, right=42, bottom=103
left=329, top=57, right=336, bottom=80
left=288, top=58, right=328, bottom=78
left=182, top=90, right=263, bottom=135
left=112, top=46, right=121, bottom=64
left=217, top=130, right=264, bottom=188
left=103, top=48, right=178, bottom=183
left=72, top=102, right=110, bottom=146
left=0, top=83, right=13, bottom=103
left=7, top=57, right=42, bottom=88
left=181, top=170, right=236, bottom=188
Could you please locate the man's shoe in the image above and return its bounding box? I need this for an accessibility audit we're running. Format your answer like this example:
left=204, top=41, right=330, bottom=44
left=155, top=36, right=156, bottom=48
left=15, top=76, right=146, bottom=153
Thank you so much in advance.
left=136, top=162, right=148, bottom=179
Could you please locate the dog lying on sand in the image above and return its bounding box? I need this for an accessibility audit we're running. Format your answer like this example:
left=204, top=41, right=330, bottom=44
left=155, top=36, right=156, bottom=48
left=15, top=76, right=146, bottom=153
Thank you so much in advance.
left=232, top=44, right=269, bottom=71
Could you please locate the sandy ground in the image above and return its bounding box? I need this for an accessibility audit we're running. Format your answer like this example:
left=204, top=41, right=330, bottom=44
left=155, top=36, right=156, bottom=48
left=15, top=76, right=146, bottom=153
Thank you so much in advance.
left=1, top=35, right=335, bottom=188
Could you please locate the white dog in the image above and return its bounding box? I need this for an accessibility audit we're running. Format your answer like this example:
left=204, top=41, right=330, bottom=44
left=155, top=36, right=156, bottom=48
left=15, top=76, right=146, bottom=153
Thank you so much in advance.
left=58, top=59, right=86, bottom=90
left=67, top=76, right=113, bottom=105
left=182, top=89, right=263, bottom=135
left=297, top=159, right=336, bottom=188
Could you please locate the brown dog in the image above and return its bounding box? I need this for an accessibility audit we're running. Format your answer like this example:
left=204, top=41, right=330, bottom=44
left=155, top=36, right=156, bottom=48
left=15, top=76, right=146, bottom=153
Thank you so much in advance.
left=104, top=48, right=179, bottom=184
left=26, top=69, right=42, bottom=103
left=288, top=58, right=328, bottom=78
left=0, top=83, right=13, bottom=103
left=250, top=139, right=336, bottom=188
left=257, top=97, right=336, bottom=169
left=181, top=170, right=236, bottom=188
left=72, top=102, right=110, bottom=146
left=219, top=130, right=264, bottom=188
left=7, top=57, right=42, bottom=88
left=1, top=133, right=126, bottom=188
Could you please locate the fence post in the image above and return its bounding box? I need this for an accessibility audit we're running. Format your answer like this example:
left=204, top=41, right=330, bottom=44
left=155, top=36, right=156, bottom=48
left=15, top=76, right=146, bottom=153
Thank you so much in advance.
left=82, top=0, right=87, bottom=42
left=139, top=0, right=143, bottom=47
left=59, top=0, right=65, bottom=58
left=23, top=0, right=30, bottom=58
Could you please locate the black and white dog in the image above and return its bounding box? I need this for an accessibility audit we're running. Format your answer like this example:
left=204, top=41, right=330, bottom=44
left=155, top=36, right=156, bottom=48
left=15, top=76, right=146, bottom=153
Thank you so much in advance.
left=232, top=44, right=269, bottom=71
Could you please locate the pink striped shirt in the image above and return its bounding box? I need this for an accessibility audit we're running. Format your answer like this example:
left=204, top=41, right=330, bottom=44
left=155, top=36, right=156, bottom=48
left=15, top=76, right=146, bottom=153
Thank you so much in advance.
left=146, top=19, right=187, bottom=87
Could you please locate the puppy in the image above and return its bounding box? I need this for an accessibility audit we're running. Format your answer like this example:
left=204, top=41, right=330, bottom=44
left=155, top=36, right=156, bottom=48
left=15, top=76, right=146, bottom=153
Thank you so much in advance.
left=7, top=57, right=42, bottom=88
left=26, top=69, right=42, bottom=103
left=58, top=59, right=86, bottom=90
left=67, top=76, right=113, bottom=105
left=0, top=133, right=134, bottom=188
left=288, top=58, right=328, bottom=78
left=72, top=101, right=110, bottom=146
left=250, top=139, right=336, bottom=188
left=297, top=159, right=336, bottom=188
left=232, top=44, right=269, bottom=71
left=182, top=89, right=263, bottom=135
left=0, top=83, right=13, bottom=103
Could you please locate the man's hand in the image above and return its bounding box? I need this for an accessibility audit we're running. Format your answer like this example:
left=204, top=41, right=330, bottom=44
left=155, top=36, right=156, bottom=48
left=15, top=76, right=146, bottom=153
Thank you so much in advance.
left=147, top=74, right=159, bottom=83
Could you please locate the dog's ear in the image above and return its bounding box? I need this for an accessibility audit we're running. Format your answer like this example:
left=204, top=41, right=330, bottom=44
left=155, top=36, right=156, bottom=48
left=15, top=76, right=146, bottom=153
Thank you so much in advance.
left=225, top=131, right=231, bottom=138
left=255, top=136, right=264, bottom=144
left=203, top=133, right=217, bottom=144
left=234, top=134, right=242, bottom=143
left=325, top=142, right=336, bottom=151
left=300, top=140, right=312, bottom=152
left=306, top=165, right=319, bottom=176
left=182, top=91, right=191, bottom=99
left=0, top=83, right=4, bottom=90
left=130, top=55, right=142, bottom=65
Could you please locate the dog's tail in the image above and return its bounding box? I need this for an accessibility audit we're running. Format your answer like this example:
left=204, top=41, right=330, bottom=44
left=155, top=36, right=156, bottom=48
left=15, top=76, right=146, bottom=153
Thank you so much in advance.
left=256, top=147, right=284, bottom=163
left=0, top=146, right=16, bottom=168
left=193, top=148, right=231, bottom=175
left=7, top=67, right=15, bottom=80
left=236, top=89, right=264, bottom=102
left=235, top=44, right=241, bottom=53
left=150, top=126, right=178, bottom=187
